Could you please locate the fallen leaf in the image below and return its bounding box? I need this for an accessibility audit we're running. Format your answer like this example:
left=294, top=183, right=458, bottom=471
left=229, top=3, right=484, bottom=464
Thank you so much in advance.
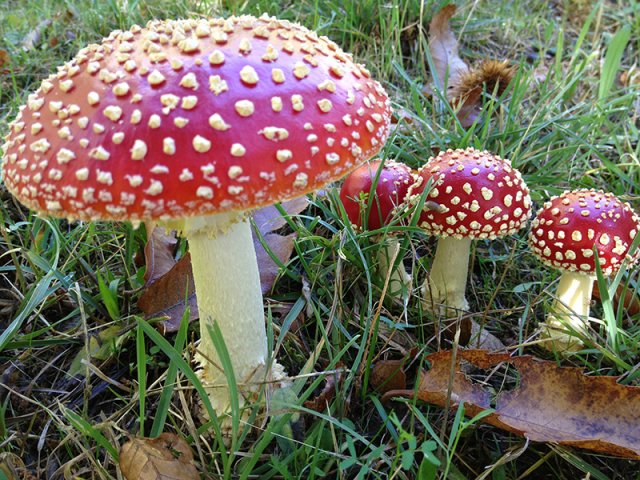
left=255, top=232, right=297, bottom=295
left=0, top=50, right=10, bottom=74
left=428, top=5, right=469, bottom=91
left=468, top=320, right=506, bottom=351
left=532, top=63, right=550, bottom=84
left=304, top=364, right=345, bottom=412
left=391, top=107, right=415, bottom=125
left=21, top=19, right=53, bottom=51
left=370, top=359, right=408, bottom=394
left=138, top=198, right=308, bottom=332
left=428, top=6, right=515, bottom=127
left=252, top=196, right=307, bottom=295
left=143, top=223, right=178, bottom=286
left=253, top=196, right=308, bottom=234
left=137, top=254, right=198, bottom=333
left=383, top=350, right=640, bottom=459
left=119, top=433, right=199, bottom=480
left=592, top=280, right=640, bottom=318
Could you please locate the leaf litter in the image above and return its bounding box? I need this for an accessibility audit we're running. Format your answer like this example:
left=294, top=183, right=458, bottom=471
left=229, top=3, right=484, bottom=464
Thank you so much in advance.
left=119, top=433, right=199, bottom=480
left=378, top=349, right=640, bottom=459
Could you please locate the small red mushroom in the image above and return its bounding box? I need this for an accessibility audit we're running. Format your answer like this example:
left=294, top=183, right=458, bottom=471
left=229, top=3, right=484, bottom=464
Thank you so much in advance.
left=340, top=159, right=413, bottom=296
left=529, top=189, right=640, bottom=351
left=407, top=147, right=532, bottom=314
left=1, top=15, right=391, bottom=425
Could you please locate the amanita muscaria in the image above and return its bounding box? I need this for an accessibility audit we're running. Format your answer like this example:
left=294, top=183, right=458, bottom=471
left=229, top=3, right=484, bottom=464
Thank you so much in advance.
left=529, top=189, right=640, bottom=351
left=1, top=15, right=391, bottom=423
left=406, top=147, right=532, bottom=315
left=339, top=160, right=413, bottom=297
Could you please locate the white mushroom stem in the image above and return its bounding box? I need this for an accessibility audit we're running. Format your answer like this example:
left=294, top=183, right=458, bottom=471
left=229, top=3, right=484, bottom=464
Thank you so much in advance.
left=422, top=236, right=472, bottom=315
left=539, top=271, right=595, bottom=352
left=176, top=212, right=275, bottom=416
left=376, top=236, right=412, bottom=298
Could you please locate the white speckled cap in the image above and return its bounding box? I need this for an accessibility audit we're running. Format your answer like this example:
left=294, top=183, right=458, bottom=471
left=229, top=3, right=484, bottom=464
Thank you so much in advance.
left=2, top=14, right=391, bottom=222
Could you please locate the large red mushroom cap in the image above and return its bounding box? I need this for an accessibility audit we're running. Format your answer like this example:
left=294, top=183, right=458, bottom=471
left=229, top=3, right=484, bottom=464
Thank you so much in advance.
left=1, top=15, right=390, bottom=222
left=407, top=147, right=532, bottom=239
left=528, top=189, right=640, bottom=276
left=339, top=159, right=412, bottom=230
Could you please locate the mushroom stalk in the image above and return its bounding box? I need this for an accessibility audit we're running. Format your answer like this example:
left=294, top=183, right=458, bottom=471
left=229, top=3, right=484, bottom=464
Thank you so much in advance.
left=376, top=236, right=412, bottom=298
left=181, top=212, right=270, bottom=414
left=422, top=236, right=472, bottom=315
left=539, top=271, right=594, bottom=351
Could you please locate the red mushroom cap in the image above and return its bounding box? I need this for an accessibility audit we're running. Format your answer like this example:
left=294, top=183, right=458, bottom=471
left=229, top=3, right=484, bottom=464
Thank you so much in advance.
left=407, top=147, right=531, bottom=239
left=339, top=159, right=412, bottom=230
left=528, top=189, right=640, bottom=276
left=1, top=15, right=390, bottom=222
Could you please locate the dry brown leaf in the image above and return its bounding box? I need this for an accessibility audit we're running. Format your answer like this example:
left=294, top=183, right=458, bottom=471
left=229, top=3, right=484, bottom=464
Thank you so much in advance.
left=253, top=196, right=308, bottom=234
left=468, top=320, right=506, bottom=351
left=138, top=198, right=307, bottom=333
left=253, top=196, right=307, bottom=294
left=143, top=223, right=178, bottom=286
left=119, top=433, right=199, bottom=480
left=428, top=6, right=515, bottom=127
left=304, top=363, right=345, bottom=412
left=428, top=5, right=469, bottom=91
left=255, top=232, right=297, bottom=295
left=383, top=350, right=640, bottom=459
left=0, top=50, right=10, bottom=74
left=21, top=19, right=53, bottom=51
left=138, top=254, right=197, bottom=333
left=370, top=359, right=408, bottom=394
left=592, top=280, right=640, bottom=318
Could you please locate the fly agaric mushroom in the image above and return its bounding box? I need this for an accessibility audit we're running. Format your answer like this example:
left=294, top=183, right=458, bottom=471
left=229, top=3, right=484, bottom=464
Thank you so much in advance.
left=528, top=189, right=640, bottom=351
left=1, top=15, right=391, bottom=423
left=339, top=159, right=413, bottom=297
left=406, top=147, right=531, bottom=315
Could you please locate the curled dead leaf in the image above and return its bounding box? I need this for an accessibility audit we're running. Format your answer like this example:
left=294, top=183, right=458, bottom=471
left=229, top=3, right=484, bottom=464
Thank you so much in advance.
left=428, top=5, right=469, bottom=90
left=137, top=253, right=197, bottom=334
left=303, top=364, right=345, bottom=412
left=119, top=433, right=199, bottom=480
left=383, top=349, right=640, bottom=459
left=255, top=232, right=297, bottom=295
left=428, top=5, right=515, bottom=127
left=143, top=224, right=179, bottom=286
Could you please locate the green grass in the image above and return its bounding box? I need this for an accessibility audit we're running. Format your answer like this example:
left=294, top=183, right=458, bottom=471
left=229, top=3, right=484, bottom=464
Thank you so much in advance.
left=1, top=0, right=640, bottom=478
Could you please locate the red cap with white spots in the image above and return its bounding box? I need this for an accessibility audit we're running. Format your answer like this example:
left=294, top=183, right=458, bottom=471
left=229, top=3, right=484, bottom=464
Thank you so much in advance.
left=339, top=159, right=412, bottom=230
left=1, top=15, right=390, bottom=222
left=407, top=147, right=532, bottom=239
left=528, top=189, right=640, bottom=276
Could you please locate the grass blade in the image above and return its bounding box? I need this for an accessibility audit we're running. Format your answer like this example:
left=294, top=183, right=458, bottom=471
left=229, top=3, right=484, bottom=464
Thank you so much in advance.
left=598, top=25, right=631, bottom=100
